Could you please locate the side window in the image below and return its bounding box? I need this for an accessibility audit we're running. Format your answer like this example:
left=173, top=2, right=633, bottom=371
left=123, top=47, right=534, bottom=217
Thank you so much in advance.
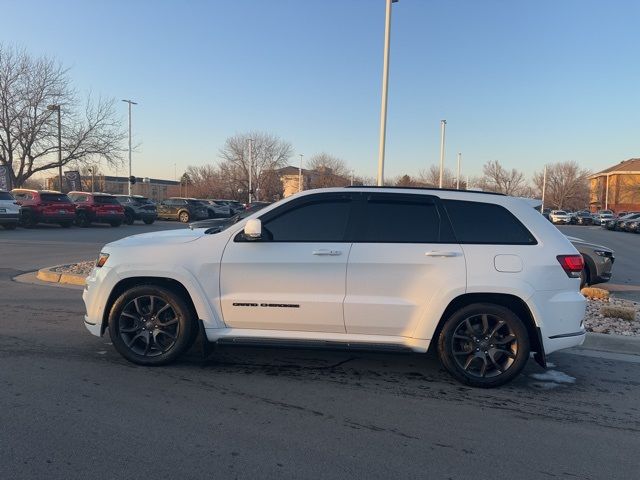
left=354, top=194, right=450, bottom=243
left=261, top=197, right=352, bottom=242
left=443, top=199, right=537, bottom=245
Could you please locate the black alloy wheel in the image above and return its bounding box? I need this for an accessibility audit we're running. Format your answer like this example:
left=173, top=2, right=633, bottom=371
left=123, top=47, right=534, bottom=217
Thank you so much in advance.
left=124, top=211, right=135, bottom=225
left=438, top=303, right=530, bottom=388
left=76, top=211, right=91, bottom=227
left=109, top=286, right=195, bottom=365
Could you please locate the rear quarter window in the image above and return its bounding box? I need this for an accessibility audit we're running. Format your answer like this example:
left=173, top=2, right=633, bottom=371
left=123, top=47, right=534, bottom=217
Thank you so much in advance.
left=40, top=193, right=72, bottom=203
left=443, top=199, right=537, bottom=245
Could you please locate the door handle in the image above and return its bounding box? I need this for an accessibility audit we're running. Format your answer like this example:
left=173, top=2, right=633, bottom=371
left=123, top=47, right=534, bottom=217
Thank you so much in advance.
left=425, top=251, right=459, bottom=257
left=312, top=249, right=342, bottom=256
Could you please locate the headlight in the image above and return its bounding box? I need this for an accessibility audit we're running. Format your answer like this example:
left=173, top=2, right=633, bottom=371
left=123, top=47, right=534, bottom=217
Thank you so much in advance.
left=96, top=252, right=110, bottom=267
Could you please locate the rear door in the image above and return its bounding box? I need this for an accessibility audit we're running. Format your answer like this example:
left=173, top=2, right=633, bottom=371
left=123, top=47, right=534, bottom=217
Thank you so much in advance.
left=344, top=193, right=465, bottom=337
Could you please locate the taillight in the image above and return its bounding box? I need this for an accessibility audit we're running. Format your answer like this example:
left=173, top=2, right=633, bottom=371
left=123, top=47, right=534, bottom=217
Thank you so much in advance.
left=557, top=255, right=584, bottom=278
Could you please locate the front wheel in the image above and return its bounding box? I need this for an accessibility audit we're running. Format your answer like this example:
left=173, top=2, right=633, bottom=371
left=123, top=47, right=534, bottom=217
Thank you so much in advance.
left=178, top=211, right=190, bottom=223
left=124, top=212, right=134, bottom=225
left=438, top=303, right=530, bottom=388
left=143, top=218, right=155, bottom=225
left=108, top=286, right=196, bottom=366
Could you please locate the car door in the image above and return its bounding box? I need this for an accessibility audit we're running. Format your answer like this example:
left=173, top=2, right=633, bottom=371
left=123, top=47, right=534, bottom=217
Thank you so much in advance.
left=220, top=193, right=355, bottom=333
left=344, top=193, right=465, bottom=337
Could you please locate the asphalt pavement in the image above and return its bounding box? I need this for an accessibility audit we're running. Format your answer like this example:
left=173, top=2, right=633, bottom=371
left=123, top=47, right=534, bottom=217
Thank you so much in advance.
left=1, top=222, right=640, bottom=479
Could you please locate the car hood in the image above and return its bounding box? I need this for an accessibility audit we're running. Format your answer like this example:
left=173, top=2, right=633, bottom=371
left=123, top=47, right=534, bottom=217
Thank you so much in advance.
left=565, top=235, right=612, bottom=253
left=107, top=228, right=205, bottom=248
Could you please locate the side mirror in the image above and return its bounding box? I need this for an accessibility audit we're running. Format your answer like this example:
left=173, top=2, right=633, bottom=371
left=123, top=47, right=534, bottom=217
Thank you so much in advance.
left=244, top=218, right=262, bottom=240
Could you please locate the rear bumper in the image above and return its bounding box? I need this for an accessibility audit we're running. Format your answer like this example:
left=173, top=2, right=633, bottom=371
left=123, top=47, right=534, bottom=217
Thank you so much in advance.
left=527, top=289, right=586, bottom=355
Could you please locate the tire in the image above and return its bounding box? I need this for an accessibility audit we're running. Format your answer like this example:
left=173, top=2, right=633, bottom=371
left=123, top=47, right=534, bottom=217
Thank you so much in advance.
left=2, top=223, right=17, bottom=230
left=108, top=285, right=196, bottom=366
left=110, top=221, right=122, bottom=227
left=59, top=221, right=72, bottom=228
left=76, top=212, right=90, bottom=227
left=579, top=267, right=589, bottom=289
left=124, top=212, right=135, bottom=225
left=178, top=211, right=190, bottom=223
left=21, top=211, right=37, bottom=228
left=143, top=218, right=155, bottom=225
left=438, top=303, right=530, bottom=388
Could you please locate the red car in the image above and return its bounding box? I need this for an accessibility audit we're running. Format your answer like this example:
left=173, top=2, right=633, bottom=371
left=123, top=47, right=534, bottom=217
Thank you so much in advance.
left=68, top=191, right=125, bottom=227
left=11, top=189, right=76, bottom=228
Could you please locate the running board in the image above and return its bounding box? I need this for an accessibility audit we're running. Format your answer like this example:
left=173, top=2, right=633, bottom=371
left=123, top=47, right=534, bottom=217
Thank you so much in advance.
left=216, top=337, right=414, bottom=352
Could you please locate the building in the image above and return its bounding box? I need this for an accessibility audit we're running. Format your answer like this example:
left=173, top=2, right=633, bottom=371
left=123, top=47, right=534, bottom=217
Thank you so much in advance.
left=46, top=175, right=180, bottom=202
left=589, top=158, right=640, bottom=213
left=278, top=166, right=351, bottom=198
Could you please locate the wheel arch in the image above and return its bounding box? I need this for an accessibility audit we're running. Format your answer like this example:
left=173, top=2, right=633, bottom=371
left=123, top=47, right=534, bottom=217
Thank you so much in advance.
left=101, top=276, right=200, bottom=335
left=429, top=292, right=544, bottom=366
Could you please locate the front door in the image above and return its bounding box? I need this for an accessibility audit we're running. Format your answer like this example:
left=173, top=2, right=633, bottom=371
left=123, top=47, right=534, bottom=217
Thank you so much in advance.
left=344, top=193, right=466, bottom=337
left=220, top=193, right=355, bottom=333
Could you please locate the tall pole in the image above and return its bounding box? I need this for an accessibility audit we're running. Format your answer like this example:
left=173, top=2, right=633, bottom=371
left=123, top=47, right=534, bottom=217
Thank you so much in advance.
left=456, top=152, right=461, bottom=190
left=248, top=139, right=254, bottom=204
left=122, top=100, right=137, bottom=195
left=541, top=164, right=547, bottom=212
left=298, top=154, right=304, bottom=192
left=377, top=0, right=395, bottom=186
left=439, top=120, right=447, bottom=188
left=605, top=173, right=610, bottom=210
left=57, top=108, right=62, bottom=192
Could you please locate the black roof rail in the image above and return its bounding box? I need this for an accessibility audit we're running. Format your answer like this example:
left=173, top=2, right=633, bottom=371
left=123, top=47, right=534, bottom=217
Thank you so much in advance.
left=344, top=186, right=506, bottom=196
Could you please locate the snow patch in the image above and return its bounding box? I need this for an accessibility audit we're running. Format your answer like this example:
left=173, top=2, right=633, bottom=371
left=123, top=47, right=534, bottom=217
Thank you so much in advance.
left=530, top=370, right=576, bottom=384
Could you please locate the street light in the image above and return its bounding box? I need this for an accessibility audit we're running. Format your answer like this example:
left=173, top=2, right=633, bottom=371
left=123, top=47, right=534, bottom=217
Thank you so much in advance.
left=456, top=152, right=462, bottom=190
left=247, top=138, right=255, bottom=204
left=122, top=99, right=137, bottom=195
left=47, top=104, right=63, bottom=192
left=298, top=154, right=304, bottom=192
left=439, top=120, right=447, bottom=188
left=376, top=0, right=398, bottom=186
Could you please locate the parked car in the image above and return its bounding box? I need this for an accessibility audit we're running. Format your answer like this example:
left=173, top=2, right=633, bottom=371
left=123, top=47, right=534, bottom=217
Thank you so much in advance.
left=68, top=192, right=126, bottom=227
left=244, top=201, right=271, bottom=211
left=627, top=219, right=640, bottom=233
left=572, top=211, right=594, bottom=225
left=114, top=195, right=158, bottom=225
left=0, top=190, right=20, bottom=230
left=610, top=213, right=640, bottom=231
left=549, top=210, right=572, bottom=224
left=218, top=200, right=245, bottom=214
left=199, top=200, right=232, bottom=218
left=188, top=201, right=270, bottom=230
left=566, top=236, right=615, bottom=288
left=84, top=187, right=586, bottom=388
left=593, top=212, right=614, bottom=225
left=11, top=189, right=76, bottom=228
left=157, top=197, right=208, bottom=223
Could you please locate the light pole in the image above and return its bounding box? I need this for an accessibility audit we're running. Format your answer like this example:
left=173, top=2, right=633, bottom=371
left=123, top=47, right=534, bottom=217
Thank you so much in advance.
left=247, top=138, right=254, bottom=204
left=439, top=120, right=447, bottom=188
left=541, top=164, right=547, bottom=212
left=298, top=154, right=304, bottom=192
left=47, top=105, right=63, bottom=192
left=456, top=152, right=462, bottom=190
left=122, top=99, right=137, bottom=195
left=377, top=0, right=398, bottom=186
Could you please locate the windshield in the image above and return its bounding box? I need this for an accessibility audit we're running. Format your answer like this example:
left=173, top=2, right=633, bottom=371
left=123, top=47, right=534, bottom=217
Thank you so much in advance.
left=0, top=191, right=14, bottom=200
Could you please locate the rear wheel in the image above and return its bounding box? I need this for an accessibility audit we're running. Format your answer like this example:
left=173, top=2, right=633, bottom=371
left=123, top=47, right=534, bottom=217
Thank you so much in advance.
left=124, top=212, right=135, bottom=225
left=143, top=218, right=155, bottom=225
left=178, top=211, right=190, bottom=223
left=438, top=303, right=530, bottom=388
left=76, top=212, right=90, bottom=227
left=108, top=285, right=196, bottom=365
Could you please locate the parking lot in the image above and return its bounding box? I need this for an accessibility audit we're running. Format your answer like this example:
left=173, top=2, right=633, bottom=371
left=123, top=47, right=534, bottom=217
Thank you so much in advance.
left=1, top=221, right=640, bottom=479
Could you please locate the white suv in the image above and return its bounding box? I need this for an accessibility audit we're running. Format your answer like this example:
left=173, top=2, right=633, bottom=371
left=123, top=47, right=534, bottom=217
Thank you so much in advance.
left=0, top=190, right=20, bottom=230
left=83, top=188, right=586, bottom=387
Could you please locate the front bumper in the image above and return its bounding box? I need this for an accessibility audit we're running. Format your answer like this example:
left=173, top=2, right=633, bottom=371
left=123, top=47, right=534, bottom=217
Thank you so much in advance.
left=0, top=213, right=20, bottom=224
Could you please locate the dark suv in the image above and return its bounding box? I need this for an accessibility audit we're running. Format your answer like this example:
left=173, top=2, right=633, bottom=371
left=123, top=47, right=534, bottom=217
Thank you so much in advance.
left=114, top=195, right=158, bottom=225
left=11, top=189, right=76, bottom=228
left=157, top=197, right=208, bottom=223
left=68, top=192, right=125, bottom=227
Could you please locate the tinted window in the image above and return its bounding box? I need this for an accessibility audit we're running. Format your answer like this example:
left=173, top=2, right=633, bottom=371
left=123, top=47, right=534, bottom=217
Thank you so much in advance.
left=94, top=195, right=119, bottom=205
left=355, top=195, right=447, bottom=243
left=41, top=193, right=71, bottom=203
left=0, top=191, right=14, bottom=200
left=443, top=200, right=536, bottom=245
left=262, top=198, right=351, bottom=242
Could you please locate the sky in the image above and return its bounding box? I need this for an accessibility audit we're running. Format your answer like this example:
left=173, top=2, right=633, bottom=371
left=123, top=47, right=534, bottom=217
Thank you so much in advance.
left=2, top=0, right=639, bottom=182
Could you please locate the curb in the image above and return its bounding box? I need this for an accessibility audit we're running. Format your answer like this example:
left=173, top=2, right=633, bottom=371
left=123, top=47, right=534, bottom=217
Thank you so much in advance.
left=36, top=265, right=86, bottom=286
left=580, top=332, right=640, bottom=356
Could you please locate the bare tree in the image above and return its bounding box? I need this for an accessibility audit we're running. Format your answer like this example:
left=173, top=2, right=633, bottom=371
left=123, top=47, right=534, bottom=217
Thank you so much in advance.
left=0, top=45, right=126, bottom=188
left=481, top=160, right=526, bottom=195
left=418, top=165, right=455, bottom=188
left=218, top=132, right=292, bottom=201
left=185, top=164, right=223, bottom=198
left=307, top=153, right=348, bottom=176
left=533, top=161, right=591, bottom=210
